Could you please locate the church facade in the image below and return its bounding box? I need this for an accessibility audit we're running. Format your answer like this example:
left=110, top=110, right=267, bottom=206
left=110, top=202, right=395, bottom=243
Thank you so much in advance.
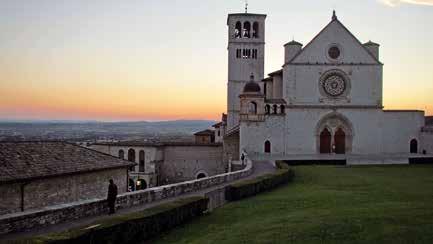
left=224, top=11, right=432, bottom=162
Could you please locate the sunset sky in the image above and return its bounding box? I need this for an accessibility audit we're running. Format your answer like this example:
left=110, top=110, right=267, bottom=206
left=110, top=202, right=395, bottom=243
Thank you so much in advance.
left=0, top=0, right=432, bottom=121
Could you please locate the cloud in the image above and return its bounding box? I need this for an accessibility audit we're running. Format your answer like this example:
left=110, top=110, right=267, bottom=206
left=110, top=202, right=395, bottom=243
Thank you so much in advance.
left=380, top=0, right=433, bottom=6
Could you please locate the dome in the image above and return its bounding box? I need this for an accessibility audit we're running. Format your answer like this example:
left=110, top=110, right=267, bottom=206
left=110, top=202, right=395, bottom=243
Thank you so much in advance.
left=243, top=81, right=261, bottom=93
left=243, top=74, right=261, bottom=93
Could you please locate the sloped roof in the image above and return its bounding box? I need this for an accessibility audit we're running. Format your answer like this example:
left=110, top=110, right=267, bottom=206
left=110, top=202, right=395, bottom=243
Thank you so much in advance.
left=287, top=15, right=382, bottom=65
left=0, top=141, right=135, bottom=184
left=194, top=129, right=215, bottom=136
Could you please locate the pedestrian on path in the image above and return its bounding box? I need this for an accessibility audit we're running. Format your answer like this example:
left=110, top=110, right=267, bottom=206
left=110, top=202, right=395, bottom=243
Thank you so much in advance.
left=107, top=179, right=118, bottom=214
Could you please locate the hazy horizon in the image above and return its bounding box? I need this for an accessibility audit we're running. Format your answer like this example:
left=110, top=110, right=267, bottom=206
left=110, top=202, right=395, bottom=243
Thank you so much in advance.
left=1, top=0, right=432, bottom=121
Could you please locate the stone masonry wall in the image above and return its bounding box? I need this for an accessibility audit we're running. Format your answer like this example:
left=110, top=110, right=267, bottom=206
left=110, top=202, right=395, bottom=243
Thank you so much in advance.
left=0, top=155, right=253, bottom=235
left=161, top=146, right=225, bottom=184
left=0, top=168, right=127, bottom=216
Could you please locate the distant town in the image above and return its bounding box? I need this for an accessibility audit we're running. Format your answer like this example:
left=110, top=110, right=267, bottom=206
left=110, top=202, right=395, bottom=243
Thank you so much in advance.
left=0, top=120, right=216, bottom=143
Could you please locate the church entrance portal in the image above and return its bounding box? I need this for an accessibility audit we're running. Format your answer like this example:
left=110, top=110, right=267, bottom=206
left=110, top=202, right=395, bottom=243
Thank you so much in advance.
left=316, top=113, right=353, bottom=155
left=320, top=128, right=332, bottom=154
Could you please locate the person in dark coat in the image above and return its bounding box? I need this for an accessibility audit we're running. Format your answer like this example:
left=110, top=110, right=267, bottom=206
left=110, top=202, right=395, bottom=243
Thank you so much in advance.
left=107, top=179, right=118, bottom=214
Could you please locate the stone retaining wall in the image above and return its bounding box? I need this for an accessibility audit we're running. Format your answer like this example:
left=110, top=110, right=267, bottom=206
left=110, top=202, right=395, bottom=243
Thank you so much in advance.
left=0, top=155, right=253, bottom=235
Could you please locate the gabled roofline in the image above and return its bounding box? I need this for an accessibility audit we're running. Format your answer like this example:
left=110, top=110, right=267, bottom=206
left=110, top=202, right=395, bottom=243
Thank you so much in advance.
left=287, top=17, right=382, bottom=65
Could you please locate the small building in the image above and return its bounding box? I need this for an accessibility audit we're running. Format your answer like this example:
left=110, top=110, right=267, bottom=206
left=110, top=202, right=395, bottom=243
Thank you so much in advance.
left=0, top=141, right=135, bottom=215
left=194, top=129, right=215, bottom=144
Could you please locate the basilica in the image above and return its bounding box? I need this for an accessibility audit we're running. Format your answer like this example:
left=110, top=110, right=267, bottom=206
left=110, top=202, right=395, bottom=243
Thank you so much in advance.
left=220, top=11, right=433, bottom=164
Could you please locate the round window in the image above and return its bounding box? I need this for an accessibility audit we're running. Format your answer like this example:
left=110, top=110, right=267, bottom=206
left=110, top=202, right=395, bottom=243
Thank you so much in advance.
left=323, top=74, right=346, bottom=97
left=328, top=46, right=341, bottom=60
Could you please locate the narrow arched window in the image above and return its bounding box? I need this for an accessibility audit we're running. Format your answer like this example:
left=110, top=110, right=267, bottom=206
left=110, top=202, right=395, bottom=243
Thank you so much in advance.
left=410, top=139, right=418, bottom=154
left=139, top=150, right=145, bottom=172
left=264, top=140, right=271, bottom=153
left=273, top=104, right=278, bottom=114
left=249, top=102, right=257, bottom=114
left=128, top=148, right=136, bottom=162
left=243, top=21, right=251, bottom=38
left=235, top=21, right=242, bottom=38
left=118, top=149, right=124, bottom=160
left=253, top=22, right=259, bottom=38
left=280, top=105, right=285, bottom=114
left=265, top=104, right=270, bottom=114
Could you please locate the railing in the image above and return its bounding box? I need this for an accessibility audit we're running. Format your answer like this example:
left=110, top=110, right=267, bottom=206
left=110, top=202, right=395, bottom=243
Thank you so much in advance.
left=0, top=155, right=254, bottom=235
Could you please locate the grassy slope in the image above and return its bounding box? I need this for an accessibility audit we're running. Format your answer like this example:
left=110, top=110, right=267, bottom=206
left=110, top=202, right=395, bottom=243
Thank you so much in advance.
left=153, top=165, right=433, bottom=244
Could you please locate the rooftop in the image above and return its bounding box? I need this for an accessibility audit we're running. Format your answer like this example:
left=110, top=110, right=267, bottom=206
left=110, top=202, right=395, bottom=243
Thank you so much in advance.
left=0, top=141, right=135, bottom=184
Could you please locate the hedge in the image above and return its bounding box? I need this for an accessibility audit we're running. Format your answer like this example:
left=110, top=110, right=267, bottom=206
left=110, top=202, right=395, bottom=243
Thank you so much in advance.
left=28, top=196, right=209, bottom=244
left=225, top=168, right=295, bottom=201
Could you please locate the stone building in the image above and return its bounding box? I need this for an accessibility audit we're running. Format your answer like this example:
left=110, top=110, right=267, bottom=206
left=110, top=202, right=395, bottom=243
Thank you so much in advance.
left=89, top=141, right=225, bottom=189
left=194, top=129, right=215, bottom=144
left=222, top=10, right=433, bottom=163
left=0, top=141, right=134, bottom=215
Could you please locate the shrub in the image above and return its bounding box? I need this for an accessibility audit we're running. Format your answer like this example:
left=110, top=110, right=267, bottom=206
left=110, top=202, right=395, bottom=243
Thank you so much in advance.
left=225, top=169, right=294, bottom=201
left=30, top=197, right=209, bottom=244
left=275, top=160, right=290, bottom=169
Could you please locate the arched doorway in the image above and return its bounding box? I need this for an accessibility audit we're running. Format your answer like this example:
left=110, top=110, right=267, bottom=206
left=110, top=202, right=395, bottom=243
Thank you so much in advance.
left=334, top=128, right=346, bottom=154
left=320, top=128, right=332, bottom=154
left=264, top=140, right=271, bottom=153
left=136, top=179, right=147, bottom=190
left=410, top=139, right=418, bottom=154
left=197, top=173, right=207, bottom=179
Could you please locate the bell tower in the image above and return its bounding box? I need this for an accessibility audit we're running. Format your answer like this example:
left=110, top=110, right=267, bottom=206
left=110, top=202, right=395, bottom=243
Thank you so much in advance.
left=226, top=11, right=266, bottom=130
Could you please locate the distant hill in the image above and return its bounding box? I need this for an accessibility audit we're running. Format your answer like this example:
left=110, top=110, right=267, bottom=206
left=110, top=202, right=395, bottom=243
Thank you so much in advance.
left=0, top=120, right=217, bottom=141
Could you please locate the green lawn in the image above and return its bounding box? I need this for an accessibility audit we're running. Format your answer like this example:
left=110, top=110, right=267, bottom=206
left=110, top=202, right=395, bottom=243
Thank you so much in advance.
left=152, top=165, right=433, bottom=244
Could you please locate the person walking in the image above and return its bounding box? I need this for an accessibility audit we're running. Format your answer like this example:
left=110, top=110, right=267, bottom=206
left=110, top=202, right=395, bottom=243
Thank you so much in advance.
left=107, top=179, right=118, bottom=214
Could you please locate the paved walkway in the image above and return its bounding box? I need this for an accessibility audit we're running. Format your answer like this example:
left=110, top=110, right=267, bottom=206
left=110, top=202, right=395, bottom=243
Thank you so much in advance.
left=0, top=161, right=276, bottom=242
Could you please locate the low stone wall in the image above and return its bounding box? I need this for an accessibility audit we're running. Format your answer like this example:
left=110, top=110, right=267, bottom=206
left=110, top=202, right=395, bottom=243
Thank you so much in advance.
left=0, top=156, right=253, bottom=235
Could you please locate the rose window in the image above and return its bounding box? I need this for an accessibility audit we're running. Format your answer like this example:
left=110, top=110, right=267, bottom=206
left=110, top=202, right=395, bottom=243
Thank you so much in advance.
left=323, top=75, right=346, bottom=97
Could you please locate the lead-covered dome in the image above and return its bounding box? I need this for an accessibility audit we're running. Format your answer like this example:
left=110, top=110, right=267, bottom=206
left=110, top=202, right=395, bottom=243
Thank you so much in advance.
left=243, top=74, right=261, bottom=93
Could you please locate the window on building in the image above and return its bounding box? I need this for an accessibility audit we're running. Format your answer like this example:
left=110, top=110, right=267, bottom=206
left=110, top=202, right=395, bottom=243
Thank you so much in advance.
left=280, top=105, right=285, bottom=114
left=236, top=49, right=241, bottom=58
left=235, top=21, right=242, bottom=38
left=217, top=130, right=221, bottom=136
left=253, top=22, right=259, bottom=38
left=128, top=148, right=135, bottom=162
left=273, top=104, right=278, bottom=114
left=139, top=150, right=145, bottom=172
left=252, top=49, right=258, bottom=59
left=264, top=140, right=271, bottom=153
left=118, top=149, right=124, bottom=160
left=249, top=102, right=257, bottom=114
left=265, top=104, right=270, bottom=114
left=243, top=21, right=251, bottom=38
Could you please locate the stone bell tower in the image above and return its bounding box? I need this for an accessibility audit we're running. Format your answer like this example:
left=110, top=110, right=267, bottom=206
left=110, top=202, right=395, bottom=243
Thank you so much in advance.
left=226, top=11, right=266, bottom=130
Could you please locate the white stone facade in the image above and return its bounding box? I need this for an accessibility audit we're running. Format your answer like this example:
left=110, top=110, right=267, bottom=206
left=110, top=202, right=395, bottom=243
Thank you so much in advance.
left=226, top=11, right=429, bottom=161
